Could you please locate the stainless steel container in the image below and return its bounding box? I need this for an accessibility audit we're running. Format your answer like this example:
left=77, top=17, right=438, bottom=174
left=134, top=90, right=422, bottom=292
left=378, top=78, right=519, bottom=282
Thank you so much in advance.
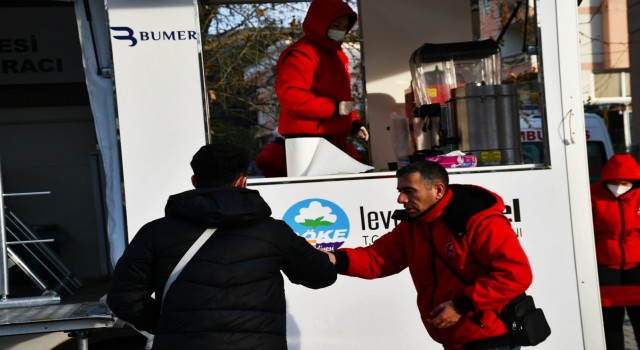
left=450, top=84, right=522, bottom=166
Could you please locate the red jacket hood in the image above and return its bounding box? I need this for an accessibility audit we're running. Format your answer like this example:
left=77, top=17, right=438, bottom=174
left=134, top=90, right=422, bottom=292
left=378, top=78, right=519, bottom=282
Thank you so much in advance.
left=600, top=154, right=640, bottom=182
left=302, top=0, right=357, bottom=50
left=413, top=184, right=506, bottom=236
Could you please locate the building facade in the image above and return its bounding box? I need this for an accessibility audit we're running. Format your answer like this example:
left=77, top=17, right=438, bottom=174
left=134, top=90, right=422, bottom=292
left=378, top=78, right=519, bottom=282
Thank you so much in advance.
left=579, top=0, right=632, bottom=153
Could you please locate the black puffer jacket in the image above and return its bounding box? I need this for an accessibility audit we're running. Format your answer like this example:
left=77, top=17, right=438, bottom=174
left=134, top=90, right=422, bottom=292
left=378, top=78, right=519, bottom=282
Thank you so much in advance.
left=107, top=187, right=337, bottom=350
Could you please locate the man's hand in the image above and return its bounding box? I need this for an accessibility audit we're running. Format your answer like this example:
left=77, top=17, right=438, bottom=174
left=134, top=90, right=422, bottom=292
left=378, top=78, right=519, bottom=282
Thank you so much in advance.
left=355, top=126, right=369, bottom=141
left=338, top=101, right=353, bottom=115
left=316, top=247, right=336, bottom=265
left=426, top=301, right=461, bottom=329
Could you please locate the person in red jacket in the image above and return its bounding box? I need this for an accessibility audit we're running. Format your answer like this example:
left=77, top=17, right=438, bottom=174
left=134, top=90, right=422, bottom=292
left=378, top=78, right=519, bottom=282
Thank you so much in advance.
left=591, top=153, right=640, bottom=350
left=256, top=0, right=368, bottom=177
left=323, top=160, right=533, bottom=350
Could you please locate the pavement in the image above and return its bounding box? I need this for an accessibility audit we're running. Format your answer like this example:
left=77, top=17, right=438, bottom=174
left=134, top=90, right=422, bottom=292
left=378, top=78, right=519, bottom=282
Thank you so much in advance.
left=1, top=277, right=639, bottom=349
left=625, top=312, right=638, bottom=350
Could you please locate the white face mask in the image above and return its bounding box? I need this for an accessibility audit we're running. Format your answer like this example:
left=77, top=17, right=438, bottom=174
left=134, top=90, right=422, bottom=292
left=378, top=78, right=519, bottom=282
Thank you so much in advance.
left=607, top=184, right=632, bottom=197
left=327, top=29, right=347, bottom=42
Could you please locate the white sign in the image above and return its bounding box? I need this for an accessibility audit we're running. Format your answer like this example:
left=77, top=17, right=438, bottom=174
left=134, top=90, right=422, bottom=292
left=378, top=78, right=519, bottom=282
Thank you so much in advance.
left=107, top=0, right=207, bottom=239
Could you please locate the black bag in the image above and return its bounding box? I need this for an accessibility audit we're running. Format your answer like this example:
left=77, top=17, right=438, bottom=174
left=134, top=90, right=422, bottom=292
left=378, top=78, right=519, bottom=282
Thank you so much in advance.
left=500, top=293, right=551, bottom=346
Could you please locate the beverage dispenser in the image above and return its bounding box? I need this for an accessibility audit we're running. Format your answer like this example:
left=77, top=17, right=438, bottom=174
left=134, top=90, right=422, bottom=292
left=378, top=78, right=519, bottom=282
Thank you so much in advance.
left=409, top=39, right=522, bottom=166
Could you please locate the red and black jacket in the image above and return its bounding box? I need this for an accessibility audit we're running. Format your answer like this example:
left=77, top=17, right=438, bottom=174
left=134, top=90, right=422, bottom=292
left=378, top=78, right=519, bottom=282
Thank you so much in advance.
left=335, top=184, right=533, bottom=349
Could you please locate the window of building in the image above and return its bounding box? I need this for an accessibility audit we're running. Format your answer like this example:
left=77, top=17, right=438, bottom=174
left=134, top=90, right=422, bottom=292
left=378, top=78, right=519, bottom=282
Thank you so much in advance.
left=594, top=71, right=631, bottom=98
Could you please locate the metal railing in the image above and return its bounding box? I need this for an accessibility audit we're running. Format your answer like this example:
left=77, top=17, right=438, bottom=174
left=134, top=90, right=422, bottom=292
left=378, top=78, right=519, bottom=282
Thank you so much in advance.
left=0, top=159, right=82, bottom=308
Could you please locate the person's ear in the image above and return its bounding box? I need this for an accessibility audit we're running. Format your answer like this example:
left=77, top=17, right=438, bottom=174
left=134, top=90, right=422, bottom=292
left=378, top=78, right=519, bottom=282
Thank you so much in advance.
left=191, top=175, right=197, bottom=188
left=434, top=183, right=446, bottom=199
left=235, top=176, right=248, bottom=188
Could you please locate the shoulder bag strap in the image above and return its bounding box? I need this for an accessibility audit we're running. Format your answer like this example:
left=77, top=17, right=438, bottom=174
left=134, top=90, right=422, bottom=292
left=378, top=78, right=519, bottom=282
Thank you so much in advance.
left=427, top=224, right=470, bottom=286
left=161, top=227, right=217, bottom=311
left=429, top=224, right=519, bottom=326
left=428, top=215, right=506, bottom=287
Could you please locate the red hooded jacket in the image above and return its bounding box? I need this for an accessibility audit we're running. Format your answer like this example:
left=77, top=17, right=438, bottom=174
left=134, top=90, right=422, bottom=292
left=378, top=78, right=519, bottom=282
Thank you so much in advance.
left=337, top=185, right=533, bottom=349
left=275, top=0, right=360, bottom=141
left=591, top=154, right=640, bottom=269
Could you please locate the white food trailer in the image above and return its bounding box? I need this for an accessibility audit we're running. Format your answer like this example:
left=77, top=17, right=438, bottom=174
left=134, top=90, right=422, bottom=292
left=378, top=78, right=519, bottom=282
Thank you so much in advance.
left=0, top=0, right=607, bottom=349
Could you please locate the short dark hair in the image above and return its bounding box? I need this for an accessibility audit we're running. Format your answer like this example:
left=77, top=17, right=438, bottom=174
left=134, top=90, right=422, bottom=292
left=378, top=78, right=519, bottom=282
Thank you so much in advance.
left=190, top=142, right=250, bottom=188
left=396, top=160, right=449, bottom=189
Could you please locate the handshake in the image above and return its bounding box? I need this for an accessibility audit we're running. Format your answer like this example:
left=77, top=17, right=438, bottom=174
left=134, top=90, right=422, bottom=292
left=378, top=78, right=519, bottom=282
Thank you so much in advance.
left=316, top=247, right=336, bottom=266
left=317, top=247, right=337, bottom=265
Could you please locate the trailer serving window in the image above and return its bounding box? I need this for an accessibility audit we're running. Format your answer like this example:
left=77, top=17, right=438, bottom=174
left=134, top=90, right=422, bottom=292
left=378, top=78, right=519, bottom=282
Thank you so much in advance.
left=197, top=0, right=551, bottom=176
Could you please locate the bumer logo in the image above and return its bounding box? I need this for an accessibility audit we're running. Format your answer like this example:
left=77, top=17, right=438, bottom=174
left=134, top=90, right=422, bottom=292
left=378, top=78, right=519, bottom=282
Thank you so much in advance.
left=282, top=199, right=350, bottom=252
left=110, top=26, right=197, bottom=47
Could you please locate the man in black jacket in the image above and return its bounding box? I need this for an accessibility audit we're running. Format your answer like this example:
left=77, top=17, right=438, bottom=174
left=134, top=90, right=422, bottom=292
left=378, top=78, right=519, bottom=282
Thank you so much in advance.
left=107, top=142, right=337, bottom=350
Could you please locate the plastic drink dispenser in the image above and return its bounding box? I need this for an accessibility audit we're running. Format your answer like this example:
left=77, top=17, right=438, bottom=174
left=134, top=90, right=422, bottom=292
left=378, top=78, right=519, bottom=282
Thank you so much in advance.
left=409, top=39, right=522, bottom=165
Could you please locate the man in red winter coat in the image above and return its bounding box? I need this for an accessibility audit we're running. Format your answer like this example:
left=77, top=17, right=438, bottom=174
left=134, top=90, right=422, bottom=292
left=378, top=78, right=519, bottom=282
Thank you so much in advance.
left=323, top=160, right=533, bottom=350
left=591, top=153, right=640, bottom=350
left=256, top=0, right=368, bottom=177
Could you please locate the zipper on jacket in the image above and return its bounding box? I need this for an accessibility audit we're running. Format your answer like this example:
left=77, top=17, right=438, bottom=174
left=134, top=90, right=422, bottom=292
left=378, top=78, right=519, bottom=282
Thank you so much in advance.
left=429, top=249, right=438, bottom=312
left=428, top=225, right=438, bottom=317
left=427, top=224, right=443, bottom=340
left=469, top=313, right=485, bottom=329
left=618, top=199, right=626, bottom=270
left=427, top=224, right=486, bottom=330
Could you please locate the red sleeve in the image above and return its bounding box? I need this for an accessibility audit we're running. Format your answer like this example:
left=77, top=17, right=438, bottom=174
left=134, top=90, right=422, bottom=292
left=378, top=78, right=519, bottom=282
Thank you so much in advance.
left=339, top=224, right=409, bottom=279
left=275, top=50, right=336, bottom=120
